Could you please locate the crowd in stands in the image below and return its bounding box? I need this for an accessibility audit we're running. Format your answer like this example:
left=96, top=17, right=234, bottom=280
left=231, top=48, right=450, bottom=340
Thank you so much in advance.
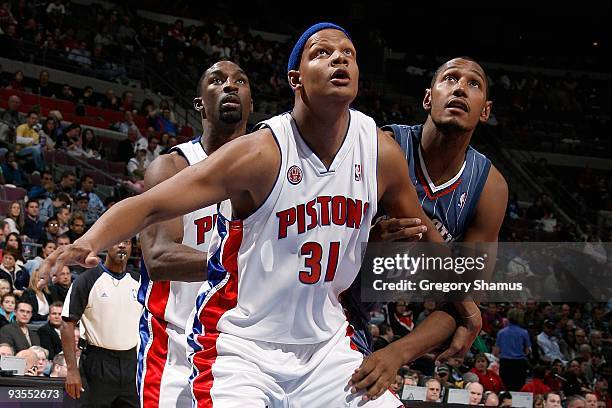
left=370, top=301, right=612, bottom=406
left=1, top=1, right=611, bottom=404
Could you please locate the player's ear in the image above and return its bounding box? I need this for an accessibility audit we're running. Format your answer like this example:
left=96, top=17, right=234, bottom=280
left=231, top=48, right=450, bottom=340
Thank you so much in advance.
left=193, top=97, right=205, bottom=119
left=288, top=70, right=301, bottom=91
left=423, top=89, right=432, bottom=113
left=479, top=101, right=493, bottom=123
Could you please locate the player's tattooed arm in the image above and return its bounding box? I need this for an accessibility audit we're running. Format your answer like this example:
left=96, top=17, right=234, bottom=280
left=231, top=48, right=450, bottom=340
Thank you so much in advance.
left=140, top=153, right=207, bottom=282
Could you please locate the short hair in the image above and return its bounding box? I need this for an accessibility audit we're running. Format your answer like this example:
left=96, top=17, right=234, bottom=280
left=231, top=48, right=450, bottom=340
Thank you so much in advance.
left=45, top=217, right=59, bottom=228
left=533, top=365, right=546, bottom=379
left=56, top=234, right=71, bottom=243
left=430, top=56, right=490, bottom=99
left=52, top=352, right=66, bottom=368
left=567, top=395, right=586, bottom=407
left=545, top=392, right=561, bottom=401
left=425, top=378, right=441, bottom=387
left=29, top=345, right=49, bottom=359
left=80, top=174, right=94, bottom=183
left=0, top=279, right=10, bottom=287
left=507, top=308, right=524, bottom=325
left=26, top=200, right=39, bottom=208
left=0, top=343, right=15, bottom=355
left=378, top=322, right=392, bottom=336
left=0, top=220, right=6, bottom=229
left=16, top=301, right=32, bottom=311
left=50, top=301, right=63, bottom=309
left=27, top=110, right=38, bottom=117
left=70, top=215, right=85, bottom=226
left=499, top=391, right=513, bottom=403
left=61, top=170, right=76, bottom=179
left=1, top=293, right=16, bottom=303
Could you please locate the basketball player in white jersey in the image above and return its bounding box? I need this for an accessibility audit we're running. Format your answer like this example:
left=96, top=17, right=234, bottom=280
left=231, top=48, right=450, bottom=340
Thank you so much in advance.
left=44, top=23, right=478, bottom=407
left=136, top=61, right=252, bottom=407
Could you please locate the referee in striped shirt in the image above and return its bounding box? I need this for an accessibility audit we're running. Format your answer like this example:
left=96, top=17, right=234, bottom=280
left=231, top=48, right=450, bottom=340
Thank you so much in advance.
left=60, top=239, right=142, bottom=407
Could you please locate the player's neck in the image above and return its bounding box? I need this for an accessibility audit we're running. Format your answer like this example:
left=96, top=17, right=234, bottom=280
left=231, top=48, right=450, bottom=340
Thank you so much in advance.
left=420, top=117, right=472, bottom=185
left=291, top=103, right=350, bottom=169
left=201, top=121, right=247, bottom=155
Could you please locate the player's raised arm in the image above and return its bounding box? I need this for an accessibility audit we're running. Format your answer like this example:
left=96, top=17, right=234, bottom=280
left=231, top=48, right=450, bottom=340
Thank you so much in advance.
left=44, top=128, right=280, bottom=272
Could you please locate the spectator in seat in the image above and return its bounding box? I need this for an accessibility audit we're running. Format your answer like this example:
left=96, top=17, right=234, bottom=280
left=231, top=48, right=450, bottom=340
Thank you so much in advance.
left=77, top=175, right=105, bottom=224
left=37, top=301, right=63, bottom=359
left=0, top=292, right=16, bottom=328
left=0, top=250, right=28, bottom=296
left=67, top=213, right=85, bottom=242
left=7, top=70, right=24, bottom=91
left=49, top=352, right=67, bottom=378
left=388, top=300, right=414, bottom=337
left=467, top=382, right=484, bottom=405
left=0, top=342, right=14, bottom=356
left=153, top=100, right=178, bottom=135
left=121, top=91, right=136, bottom=113
left=32, top=70, right=56, bottom=98
left=37, top=217, right=60, bottom=245
left=68, top=41, right=92, bottom=68
left=3, top=232, right=24, bottom=267
left=563, top=359, right=589, bottom=397
left=0, top=150, right=29, bottom=187
left=373, top=322, right=394, bottom=351
left=0, top=94, right=22, bottom=146
left=470, top=353, right=505, bottom=393
left=24, top=240, right=56, bottom=275
left=538, top=319, right=567, bottom=364
left=585, top=392, right=599, bottom=408
left=79, top=86, right=97, bottom=107
left=0, top=279, right=10, bottom=297
left=21, top=267, right=52, bottom=322
left=15, top=111, right=45, bottom=172
left=484, top=391, right=499, bottom=406
left=23, top=200, right=44, bottom=241
left=81, top=128, right=101, bottom=159
left=544, top=392, right=562, bottom=408
left=145, top=134, right=162, bottom=163
left=117, top=110, right=142, bottom=137
left=499, top=391, right=513, bottom=407
left=4, top=201, right=23, bottom=234
left=101, top=89, right=121, bottom=111
left=125, top=144, right=150, bottom=193
left=116, top=127, right=138, bottom=163
left=49, top=265, right=71, bottom=303
left=58, top=84, right=77, bottom=103
left=16, top=348, right=39, bottom=375
left=55, top=122, right=80, bottom=150
left=520, top=365, right=551, bottom=396
left=56, top=206, right=71, bottom=235
left=54, top=170, right=77, bottom=196
left=425, top=378, right=442, bottom=402
left=0, top=301, right=40, bottom=353
left=29, top=345, right=49, bottom=376
left=544, top=359, right=565, bottom=392
left=567, top=395, right=587, bottom=408
left=39, top=117, right=58, bottom=151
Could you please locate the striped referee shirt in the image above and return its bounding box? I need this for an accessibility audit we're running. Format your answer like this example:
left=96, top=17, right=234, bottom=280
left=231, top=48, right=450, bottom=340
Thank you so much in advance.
left=62, top=263, right=142, bottom=351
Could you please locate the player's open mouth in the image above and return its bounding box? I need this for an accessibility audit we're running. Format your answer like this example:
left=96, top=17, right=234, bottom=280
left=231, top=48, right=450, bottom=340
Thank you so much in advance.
left=330, top=69, right=351, bottom=85
left=117, top=251, right=128, bottom=259
left=220, top=95, right=241, bottom=110
left=446, top=98, right=469, bottom=112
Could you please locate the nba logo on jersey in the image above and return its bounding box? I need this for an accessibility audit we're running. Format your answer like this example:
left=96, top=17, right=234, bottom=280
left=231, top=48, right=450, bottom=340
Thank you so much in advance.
left=287, top=165, right=303, bottom=185
left=354, top=164, right=361, bottom=181
left=458, top=192, right=468, bottom=209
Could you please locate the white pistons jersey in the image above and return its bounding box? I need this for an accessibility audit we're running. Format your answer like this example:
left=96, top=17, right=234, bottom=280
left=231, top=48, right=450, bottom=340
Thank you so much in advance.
left=190, top=110, right=378, bottom=347
left=137, top=137, right=217, bottom=408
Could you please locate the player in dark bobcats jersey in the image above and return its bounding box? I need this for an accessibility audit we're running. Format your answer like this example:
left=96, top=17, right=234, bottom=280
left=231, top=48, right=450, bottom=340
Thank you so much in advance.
left=348, top=57, right=507, bottom=391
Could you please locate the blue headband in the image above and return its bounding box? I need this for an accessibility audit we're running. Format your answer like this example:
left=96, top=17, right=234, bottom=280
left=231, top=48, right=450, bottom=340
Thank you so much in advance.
left=287, top=22, right=351, bottom=73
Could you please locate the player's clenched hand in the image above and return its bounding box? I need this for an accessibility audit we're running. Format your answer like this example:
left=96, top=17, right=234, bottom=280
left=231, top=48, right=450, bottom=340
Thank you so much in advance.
left=369, top=217, right=426, bottom=242
left=436, top=313, right=482, bottom=364
left=349, top=342, right=403, bottom=401
left=65, top=368, right=83, bottom=399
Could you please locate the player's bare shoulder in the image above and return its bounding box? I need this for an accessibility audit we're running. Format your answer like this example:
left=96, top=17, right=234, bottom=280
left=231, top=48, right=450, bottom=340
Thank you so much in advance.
left=483, top=164, right=508, bottom=201
left=144, top=151, right=189, bottom=190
